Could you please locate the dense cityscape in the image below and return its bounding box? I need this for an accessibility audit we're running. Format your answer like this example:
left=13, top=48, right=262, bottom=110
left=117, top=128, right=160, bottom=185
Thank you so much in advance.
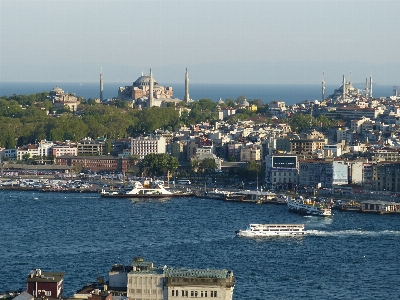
left=1, top=70, right=400, bottom=300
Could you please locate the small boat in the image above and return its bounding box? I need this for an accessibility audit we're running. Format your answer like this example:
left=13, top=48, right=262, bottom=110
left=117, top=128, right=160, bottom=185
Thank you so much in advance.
left=287, top=196, right=331, bottom=217
left=195, top=189, right=232, bottom=200
left=236, top=223, right=305, bottom=237
left=100, top=181, right=192, bottom=198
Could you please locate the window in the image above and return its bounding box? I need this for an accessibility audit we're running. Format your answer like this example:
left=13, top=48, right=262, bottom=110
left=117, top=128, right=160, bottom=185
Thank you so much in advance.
left=172, top=290, right=175, bottom=296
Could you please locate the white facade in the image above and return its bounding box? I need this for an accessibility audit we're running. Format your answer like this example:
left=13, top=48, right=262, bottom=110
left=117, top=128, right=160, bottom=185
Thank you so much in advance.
left=165, top=269, right=235, bottom=300
left=127, top=271, right=165, bottom=300
left=323, top=144, right=342, bottom=157
left=52, top=145, right=78, bottom=157
left=131, top=136, right=166, bottom=159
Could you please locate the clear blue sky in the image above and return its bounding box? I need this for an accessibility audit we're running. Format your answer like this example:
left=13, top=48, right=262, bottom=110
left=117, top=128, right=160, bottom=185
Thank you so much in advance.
left=1, top=0, right=399, bottom=85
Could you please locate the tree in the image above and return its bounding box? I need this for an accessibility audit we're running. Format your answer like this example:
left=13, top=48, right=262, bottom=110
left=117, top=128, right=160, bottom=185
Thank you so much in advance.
left=199, top=158, right=217, bottom=174
left=141, top=153, right=179, bottom=177
left=22, top=153, right=30, bottom=164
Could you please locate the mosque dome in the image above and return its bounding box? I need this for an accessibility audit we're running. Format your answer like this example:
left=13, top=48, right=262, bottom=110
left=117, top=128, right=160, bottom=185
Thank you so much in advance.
left=242, top=99, right=250, bottom=107
left=217, top=98, right=225, bottom=105
left=51, top=86, right=64, bottom=93
left=133, top=75, right=158, bottom=87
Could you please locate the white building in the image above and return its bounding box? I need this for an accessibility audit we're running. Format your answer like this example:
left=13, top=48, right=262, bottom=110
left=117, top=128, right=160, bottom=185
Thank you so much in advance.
left=164, top=268, right=235, bottom=300
left=125, top=257, right=235, bottom=300
left=131, top=136, right=166, bottom=159
left=17, top=140, right=54, bottom=161
left=265, top=154, right=298, bottom=190
left=52, top=145, right=78, bottom=157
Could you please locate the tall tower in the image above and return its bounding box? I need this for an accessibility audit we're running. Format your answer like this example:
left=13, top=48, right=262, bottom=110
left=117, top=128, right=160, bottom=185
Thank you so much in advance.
left=342, top=74, right=346, bottom=100
left=321, top=72, right=325, bottom=101
left=394, top=86, right=398, bottom=97
left=149, top=68, right=154, bottom=107
left=365, top=78, right=369, bottom=99
left=100, top=67, right=104, bottom=102
left=369, top=76, right=373, bottom=99
left=184, top=68, right=190, bottom=103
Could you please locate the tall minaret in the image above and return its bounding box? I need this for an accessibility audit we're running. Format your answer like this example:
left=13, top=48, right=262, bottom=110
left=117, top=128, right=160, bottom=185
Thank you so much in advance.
left=100, top=67, right=104, bottom=102
left=149, top=68, right=154, bottom=107
left=184, top=68, right=190, bottom=103
left=365, top=78, right=369, bottom=99
left=321, top=71, right=325, bottom=101
left=342, top=74, right=346, bottom=100
left=369, top=75, right=373, bottom=99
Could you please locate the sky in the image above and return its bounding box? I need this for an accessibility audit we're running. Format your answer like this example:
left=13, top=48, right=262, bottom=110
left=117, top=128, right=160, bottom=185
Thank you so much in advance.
left=1, top=0, right=400, bottom=85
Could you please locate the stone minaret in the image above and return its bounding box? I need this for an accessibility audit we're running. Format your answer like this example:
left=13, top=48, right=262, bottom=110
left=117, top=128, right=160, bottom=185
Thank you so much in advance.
left=100, top=67, right=104, bottom=102
left=342, top=74, right=346, bottom=100
left=369, top=75, right=373, bottom=99
left=321, top=72, right=325, bottom=101
left=184, top=68, right=190, bottom=103
left=149, top=68, right=154, bottom=107
left=365, top=78, right=369, bottom=99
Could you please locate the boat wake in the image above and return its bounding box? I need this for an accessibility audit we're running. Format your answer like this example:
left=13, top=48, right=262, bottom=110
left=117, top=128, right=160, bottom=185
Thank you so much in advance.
left=306, top=229, right=400, bottom=237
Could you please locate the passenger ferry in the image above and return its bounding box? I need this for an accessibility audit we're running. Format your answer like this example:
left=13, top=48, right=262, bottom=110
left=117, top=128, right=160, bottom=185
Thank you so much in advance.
left=100, top=181, right=192, bottom=198
left=235, top=223, right=305, bottom=237
left=287, top=197, right=332, bottom=216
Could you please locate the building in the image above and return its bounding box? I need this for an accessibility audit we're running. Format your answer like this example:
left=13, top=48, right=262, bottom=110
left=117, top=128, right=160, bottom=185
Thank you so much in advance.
left=240, top=145, right=261, bottom=162
left=265, top=154, right=298, bottom=190
left=371, top=162, right=400, bottom=193
left=125, top=257, right=235, bottom=300
left=17, top=140, right=54, bottom=161
left=108, top=264, right=133, bottom=292
left=52, top=145, right=78, bottom=157
left=290, top=139, right=326, bottom=155
left=118, top=70, right=176, bottom=108
left=26, top=269, right=65, bottom=299
left=49, top=86, right=80, bottom=112
left=77, top=139, right=106, bottom=156
left=131, top=136, right=166, bottom=159
left=164, top=268, right=235, bottom=300
left=127, top=258, right=165, bottom=300
left=55, top=156, right=132, bottom=173
left=299, top=159, right=348, bottom=189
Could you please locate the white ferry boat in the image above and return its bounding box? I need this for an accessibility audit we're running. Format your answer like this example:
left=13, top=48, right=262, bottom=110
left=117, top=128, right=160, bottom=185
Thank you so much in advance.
left=100, top=181, right=192, bottom=198
left=287, top=197, right=331, bottom=216
left=235, top=224, right=305, bottom=237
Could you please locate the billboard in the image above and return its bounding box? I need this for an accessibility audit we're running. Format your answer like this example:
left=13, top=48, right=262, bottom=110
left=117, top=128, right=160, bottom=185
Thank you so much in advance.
left=272, top=156, right=297, bottom=169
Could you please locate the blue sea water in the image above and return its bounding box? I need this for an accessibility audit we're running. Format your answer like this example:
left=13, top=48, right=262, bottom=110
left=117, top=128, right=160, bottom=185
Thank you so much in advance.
left=0, top=82, right=395, bottom=105
left=1, top=191, right=400, bottom=299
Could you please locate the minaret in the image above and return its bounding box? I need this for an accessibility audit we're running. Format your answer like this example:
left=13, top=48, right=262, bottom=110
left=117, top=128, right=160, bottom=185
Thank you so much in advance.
left=149, top=68, right=154, bottom=107
left=365, top=78, right=369, bottom=99
left=321, top=71, right=325, bottom=101
left=184, top=68, right=190, bottom=103
left=342, top=74, right=346, bottom=100
left=369, top=75, right=373, bottom=99
left=100, top=67, right=104, bottom=102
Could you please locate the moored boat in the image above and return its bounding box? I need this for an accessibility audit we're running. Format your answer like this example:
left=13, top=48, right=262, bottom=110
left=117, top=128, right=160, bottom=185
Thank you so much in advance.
left=195, top=189, right=232, bottom=200
left=287, top=196, right=332, bottom=216
left=100, top=181, right=192, bottom=198
left=236, top=223, right=305, bottom=237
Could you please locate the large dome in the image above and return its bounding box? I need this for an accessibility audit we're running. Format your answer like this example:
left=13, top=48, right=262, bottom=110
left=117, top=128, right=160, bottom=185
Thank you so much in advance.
left=51, top=86, right=64, bottom=93
left=133, top=75, right=158, bottom=86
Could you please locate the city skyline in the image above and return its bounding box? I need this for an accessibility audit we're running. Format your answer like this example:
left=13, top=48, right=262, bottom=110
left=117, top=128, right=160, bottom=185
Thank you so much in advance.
left=1, top=0, right=400, bottom=85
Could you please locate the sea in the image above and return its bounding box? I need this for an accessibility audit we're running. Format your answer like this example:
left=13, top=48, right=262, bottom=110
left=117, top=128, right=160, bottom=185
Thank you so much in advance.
left=1, top=191, right=400, bottom=299
left=0, top=82, right=396, bottom=105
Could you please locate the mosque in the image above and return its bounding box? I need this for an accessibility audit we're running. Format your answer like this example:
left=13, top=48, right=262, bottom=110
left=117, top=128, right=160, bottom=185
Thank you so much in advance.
left=116, top=68, right=190, bottom=108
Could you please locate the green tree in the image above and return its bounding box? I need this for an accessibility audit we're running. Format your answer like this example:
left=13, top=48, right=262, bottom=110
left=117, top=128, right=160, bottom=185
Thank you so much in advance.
left=199, top=158, right=217, bottom=174
left=141, top=153, right=179, bottom=177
